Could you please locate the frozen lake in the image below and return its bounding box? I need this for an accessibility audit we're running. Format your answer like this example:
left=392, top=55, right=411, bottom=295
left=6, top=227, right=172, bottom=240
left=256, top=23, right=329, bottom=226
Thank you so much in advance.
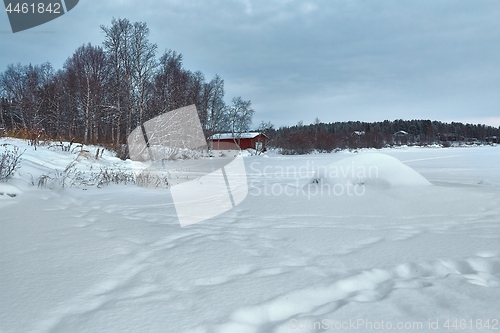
left=1, top=140, right=499, bottom=333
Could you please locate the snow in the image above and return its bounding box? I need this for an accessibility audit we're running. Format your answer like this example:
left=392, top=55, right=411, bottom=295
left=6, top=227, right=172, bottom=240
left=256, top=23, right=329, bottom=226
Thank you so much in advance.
left=210, top=132, right=264, bottom=140
left=310, top=153, right=431, bottom=189
left=0, top=183, right=22, bottom=198
left=1, top=138, right=500, bottom=332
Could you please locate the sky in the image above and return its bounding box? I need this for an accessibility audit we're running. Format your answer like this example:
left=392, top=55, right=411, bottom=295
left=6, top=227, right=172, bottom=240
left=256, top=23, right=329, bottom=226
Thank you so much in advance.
left=1, top=0, right=499, bottom=128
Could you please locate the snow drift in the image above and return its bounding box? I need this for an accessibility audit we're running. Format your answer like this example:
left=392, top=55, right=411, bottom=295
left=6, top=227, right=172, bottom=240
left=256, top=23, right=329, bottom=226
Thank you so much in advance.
left=0, top=183, right=22, bottom=198
left=309, top=153, right=431, bottom=189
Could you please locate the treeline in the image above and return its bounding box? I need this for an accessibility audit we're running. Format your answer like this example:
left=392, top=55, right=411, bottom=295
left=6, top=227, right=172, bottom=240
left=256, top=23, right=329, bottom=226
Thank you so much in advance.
left=0, top=18, right=253, bottom=148
left=260, top=119, right=500, bottom=154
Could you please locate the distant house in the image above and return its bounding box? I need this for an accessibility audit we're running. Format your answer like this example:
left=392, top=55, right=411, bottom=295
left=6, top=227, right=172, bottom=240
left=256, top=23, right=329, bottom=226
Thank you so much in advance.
left=393, top=130, right=409, bottom=136
left=209, top=132, right=268, bottom=151
left=393, top=130, right=409, bottom=145
left=486, top=136, right=498, bottom=143
left=351, top=131, right=365, bottom=136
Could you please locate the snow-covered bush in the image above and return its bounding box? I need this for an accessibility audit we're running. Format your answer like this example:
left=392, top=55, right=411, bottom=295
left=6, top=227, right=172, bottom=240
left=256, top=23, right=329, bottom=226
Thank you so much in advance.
left=135, top=169, right=169, bottom=189
left=36, top=165, right=136, bottom=189
left=0, top=144, right=24, bottom=182
left=91, top=168, right=136, bottom=188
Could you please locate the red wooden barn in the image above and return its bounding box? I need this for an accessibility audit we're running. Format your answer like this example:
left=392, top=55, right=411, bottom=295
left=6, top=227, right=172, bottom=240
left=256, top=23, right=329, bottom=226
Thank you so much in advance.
left=210, top=132, right=268, bottom=151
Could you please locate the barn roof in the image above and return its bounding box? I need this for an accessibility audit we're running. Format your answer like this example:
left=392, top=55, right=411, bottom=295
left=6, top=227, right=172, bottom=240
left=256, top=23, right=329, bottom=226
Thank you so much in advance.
left=210, top=132, right=267, bottom=140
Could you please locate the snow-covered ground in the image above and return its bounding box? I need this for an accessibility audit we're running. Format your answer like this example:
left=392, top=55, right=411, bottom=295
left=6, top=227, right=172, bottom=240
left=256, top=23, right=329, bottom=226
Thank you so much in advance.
left=1, top=138, right=499, bottom=333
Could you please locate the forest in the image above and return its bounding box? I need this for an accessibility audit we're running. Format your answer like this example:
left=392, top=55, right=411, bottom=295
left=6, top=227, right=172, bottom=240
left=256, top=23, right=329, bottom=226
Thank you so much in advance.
left=261, top=119, right=500, bottom=154
left=0, top=18, right=254, bottom=155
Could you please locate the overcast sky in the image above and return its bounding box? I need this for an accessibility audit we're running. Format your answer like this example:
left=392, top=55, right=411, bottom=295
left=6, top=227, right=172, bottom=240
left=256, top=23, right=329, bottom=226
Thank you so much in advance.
left=1, top=0, right=499, bottom=128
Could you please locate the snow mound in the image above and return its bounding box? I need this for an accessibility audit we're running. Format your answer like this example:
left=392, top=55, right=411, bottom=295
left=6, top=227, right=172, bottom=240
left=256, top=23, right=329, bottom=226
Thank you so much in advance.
left=310, top=153, right=431, bottom=188
left=478, top=179, right=496, bottom=187
left=0, top=183, right=22, bottom=198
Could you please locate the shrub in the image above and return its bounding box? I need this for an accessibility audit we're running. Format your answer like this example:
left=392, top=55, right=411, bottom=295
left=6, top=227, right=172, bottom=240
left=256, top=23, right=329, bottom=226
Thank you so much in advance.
left=0, top=144, right=24, bottom=182
left=442, top=141, right=452, bottom=148
left=91, top=168, right=136, bottom=188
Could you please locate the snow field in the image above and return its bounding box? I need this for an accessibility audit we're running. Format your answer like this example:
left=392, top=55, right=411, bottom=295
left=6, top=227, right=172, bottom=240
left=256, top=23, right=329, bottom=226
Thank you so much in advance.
left=1, top=139, right=499, bottom=332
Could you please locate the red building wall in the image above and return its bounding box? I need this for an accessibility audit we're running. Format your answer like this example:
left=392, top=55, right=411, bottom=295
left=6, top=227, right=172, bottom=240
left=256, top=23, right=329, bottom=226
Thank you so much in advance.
left=211, top=134, right=267, bottom=150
